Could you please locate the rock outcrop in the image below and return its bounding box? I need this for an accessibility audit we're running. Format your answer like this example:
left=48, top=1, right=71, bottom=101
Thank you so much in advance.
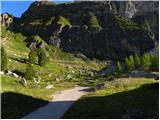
left=1, top=1, right=158, bottom=60
left=1, top=13, right=13, bottom=27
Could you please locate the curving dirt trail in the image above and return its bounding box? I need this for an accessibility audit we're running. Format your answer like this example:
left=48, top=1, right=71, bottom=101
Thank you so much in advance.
left=22, top=86, right=91, bottom=119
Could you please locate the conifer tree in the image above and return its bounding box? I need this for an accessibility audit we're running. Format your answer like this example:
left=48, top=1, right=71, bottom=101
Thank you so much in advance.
left=116, top=61, right=122, bottom=76
left=125, top=55, right=134, bottom=73
left=24, top=63, right=36, bottom=80
left=38, top=48, right=47, bottom=66
left=28, top=50, right=37, bottom=64
left=134, top=54, right=141, bottom=67
left=142, top=53, right=151, bottom=71
left=1, top=47, right=8, bottom=71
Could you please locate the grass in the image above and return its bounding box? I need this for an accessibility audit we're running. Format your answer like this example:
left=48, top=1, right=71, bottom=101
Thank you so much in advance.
left=1, top=74, right=76, bottom=119
left=1, top=26, right=105, bottom=118
left=63, top=78, right=159, bottom=119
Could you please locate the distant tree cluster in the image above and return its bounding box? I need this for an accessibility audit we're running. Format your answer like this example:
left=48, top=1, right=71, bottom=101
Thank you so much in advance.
left=116, top=53, right=159, bottom=76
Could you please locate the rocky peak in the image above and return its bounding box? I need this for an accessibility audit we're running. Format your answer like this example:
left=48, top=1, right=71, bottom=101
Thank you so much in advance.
left=1, top=13, right=13, bottom=27
left=4, top=1, right=158, bottom=60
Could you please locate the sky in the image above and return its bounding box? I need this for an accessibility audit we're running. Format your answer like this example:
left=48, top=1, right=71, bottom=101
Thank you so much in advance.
left=0, top=0, right=73, bottom=18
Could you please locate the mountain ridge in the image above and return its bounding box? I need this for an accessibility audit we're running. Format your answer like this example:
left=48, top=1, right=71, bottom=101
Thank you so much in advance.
left=1, top=1, right=158, bottom=60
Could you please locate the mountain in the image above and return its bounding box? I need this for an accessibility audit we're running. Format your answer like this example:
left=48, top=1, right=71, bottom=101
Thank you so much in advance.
left=1, top=1, right=158, bottom=60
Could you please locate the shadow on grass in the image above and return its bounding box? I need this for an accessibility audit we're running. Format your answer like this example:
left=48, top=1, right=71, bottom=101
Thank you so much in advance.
left=1, top=92, right=49, bottom=119
left=10, top=56, right=28, bottom=64
left=63, top=83, right=159, bottom=119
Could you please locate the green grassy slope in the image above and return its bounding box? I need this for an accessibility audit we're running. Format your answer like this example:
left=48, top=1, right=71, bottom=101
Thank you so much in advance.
left=1, top=26, right=105, bottom=118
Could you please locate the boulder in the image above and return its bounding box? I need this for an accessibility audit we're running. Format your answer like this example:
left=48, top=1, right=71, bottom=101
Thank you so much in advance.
left=1, top=13, right=13, bottom=27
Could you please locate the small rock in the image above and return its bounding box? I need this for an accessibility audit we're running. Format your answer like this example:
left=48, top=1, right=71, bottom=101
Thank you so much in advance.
left=67, top=74, right=72, bottom=79
left=45, top=84, right=54, bottom=89
left=33, top=78, right=41, bottom=84
left=55, top=77, right=60, bottom=81
left=20, top=78, right=27, bottom=86
left=0, top=71, right=4, bottom=75
left=12, top=73, right=19, bottom=78
left=7, top=70, right=19, bottom=78
left=71, top=70, right=75, bottom=73
left=66, top=65, right=71, bottom=69
left=7, top=70, right=12, bottom=75
left=48, top=73, right=52, bottom=77
left=90, top=72, right=94, bottom=77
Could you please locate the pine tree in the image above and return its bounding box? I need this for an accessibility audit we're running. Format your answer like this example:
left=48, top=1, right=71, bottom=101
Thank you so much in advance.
left=28, top=50, right=37, bottom=64
left=1, top=47, right=8, bottom=71
left=125, top=55, right=134, bottom=73
left=142, top=53, right=151, bottom=71
left=24, top=63, right=36, bottom=80
left=116, top=61, right=122, bottom=77
left=134, top=54, right=141, bottom=67
left=38, top=48, right=47, bottom=66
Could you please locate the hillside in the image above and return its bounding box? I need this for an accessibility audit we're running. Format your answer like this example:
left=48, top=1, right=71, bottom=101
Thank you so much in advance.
left=1, top=1, right=159, bottom=119
left=1, top=1, right=158, bottom=60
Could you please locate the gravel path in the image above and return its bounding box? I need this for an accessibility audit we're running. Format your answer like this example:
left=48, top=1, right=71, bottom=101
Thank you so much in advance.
left=22, top=86, right=91, bottom=119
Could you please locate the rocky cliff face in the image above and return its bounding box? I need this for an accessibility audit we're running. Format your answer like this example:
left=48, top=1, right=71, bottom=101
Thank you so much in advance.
left=1, top=1, right=158, bottom=60
left=1, top=13, right=13, bottom=27
left=110, top=1, right=159, bottom=42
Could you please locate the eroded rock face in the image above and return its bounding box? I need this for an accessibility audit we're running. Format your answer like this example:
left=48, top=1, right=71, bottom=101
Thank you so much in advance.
left=110, top=1, right=159, bottom=41
left=111, top=1, right=159, bottom=19
left=1, top=13, right=13, bottom=27
left=59, top=19, right=154, bottom=60
left=2, top=1, right=158, bottom=60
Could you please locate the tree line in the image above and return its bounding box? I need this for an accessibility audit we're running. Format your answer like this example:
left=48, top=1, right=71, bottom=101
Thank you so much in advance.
left=116, top=53, right=159, bottom=77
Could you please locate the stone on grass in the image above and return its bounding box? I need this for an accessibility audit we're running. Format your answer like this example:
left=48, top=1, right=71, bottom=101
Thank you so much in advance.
left=67, top=74, right=72, bottom=79
left=33, top=78, right=41, bottom=84
left=71, top=70, right=75, bottom=73
left=45, top=84, right=54, bottom=89
left=66, top=65, right=71, bottom=69
left=12, top=73, right=19, bottom=78
left=0, top=71, right=4, bottom=75
left=7, top=70, right=12, bottom=75
left=55, top=77, right=60, bottom=81
left=90, top=72, right=94, bottom=77
left=48, top=73, right=52, bottom=77
left=7, top=70, right=19, bottom=78
left=20, top=78, right=27, bottom=86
